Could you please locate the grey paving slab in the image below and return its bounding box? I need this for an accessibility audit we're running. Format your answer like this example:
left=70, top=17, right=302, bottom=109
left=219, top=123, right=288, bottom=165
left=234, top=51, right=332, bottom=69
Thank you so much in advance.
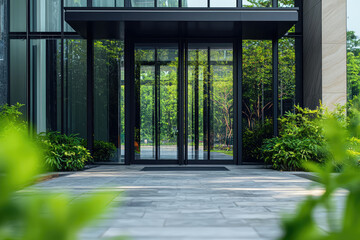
left=32, top=165, right=347, bottom=240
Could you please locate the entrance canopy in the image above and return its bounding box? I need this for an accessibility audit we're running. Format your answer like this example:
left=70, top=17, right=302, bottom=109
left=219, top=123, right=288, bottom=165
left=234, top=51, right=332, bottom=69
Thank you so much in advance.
left=65, top=8, right=298, bottom=40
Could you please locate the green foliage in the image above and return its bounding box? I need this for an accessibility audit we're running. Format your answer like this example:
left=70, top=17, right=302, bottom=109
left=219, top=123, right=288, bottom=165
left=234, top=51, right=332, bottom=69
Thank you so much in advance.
left=278, top=109, right=360, bottom=240
left=82, top=140, right=116, bottom=162
left=0, top=103, right=26, bottom=130
left=347, top=31, right=360, bottom=100
left=261, top=105, right=327, bottom=171
left=38, top=132, right=92, bottom=171
left=0, top=118, right=122, bottom=240
left=243, top=119, right=273, bottom=162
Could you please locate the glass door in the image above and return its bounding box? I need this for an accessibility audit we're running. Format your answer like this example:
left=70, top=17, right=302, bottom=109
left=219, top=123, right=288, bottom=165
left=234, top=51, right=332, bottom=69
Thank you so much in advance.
left=134, top=44, right=179, bottom=162
left=186, top=43, right=234, bottom=163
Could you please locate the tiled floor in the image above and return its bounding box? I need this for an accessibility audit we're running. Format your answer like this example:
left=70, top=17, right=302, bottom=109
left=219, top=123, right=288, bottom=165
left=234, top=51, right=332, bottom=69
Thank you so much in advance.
left=33, top=165, right=346, bottom=240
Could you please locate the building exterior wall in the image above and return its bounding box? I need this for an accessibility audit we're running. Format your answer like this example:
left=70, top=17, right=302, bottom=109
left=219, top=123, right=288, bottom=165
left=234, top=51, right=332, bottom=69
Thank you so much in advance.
left=0, top=0, right=8, bottom=105
left=303, top=0, right=347, bottom=110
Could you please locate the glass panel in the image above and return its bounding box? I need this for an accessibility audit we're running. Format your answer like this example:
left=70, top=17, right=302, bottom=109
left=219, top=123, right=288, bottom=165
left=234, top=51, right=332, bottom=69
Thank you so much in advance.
left=157, top=0, right=178, bottom=7
left=137, top=63, right=156, bottom=160
left=242, top=40, right=273, bottom=163
left=94, top=40, right=125, bottom=163
left=10, top=40, right=27, bottom=118
left=243, top=0, right=271, bottom=7
left=210, top=0, right=236, bottom=7
left=187, top=44, right=233, bottom=161
left=131, top=0, right=155, bottom=7
left=279, top=38, right=295, bottom=115
left=10, top=0, right=26, bottom=32
left=187, top=48, right=207, bottom=160
left=183, top=0, right=207, bottom=7
left=64, top=0, right=87, bottom=32
left=30, top=39, right=62, bottom=133
left=0, top=0, right=8, bottom=104
left=209, top=47, right=233, bottom=160
left=347, top=0, right=360, bottom=100
left=159, top=49, right=178, bottom=160
left=93, top=0, right=125, bottom=7
left=31, top=0, right=61, bottom=32
left=135, top=46, right=178, bottom=161
left=278, top=0, right=294, bottom=7
left=64, top=39, right=87, bottom=138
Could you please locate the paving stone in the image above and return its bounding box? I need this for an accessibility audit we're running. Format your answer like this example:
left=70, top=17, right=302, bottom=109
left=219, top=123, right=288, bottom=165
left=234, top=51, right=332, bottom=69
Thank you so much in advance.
left=33, top=165, right=347, bottom=239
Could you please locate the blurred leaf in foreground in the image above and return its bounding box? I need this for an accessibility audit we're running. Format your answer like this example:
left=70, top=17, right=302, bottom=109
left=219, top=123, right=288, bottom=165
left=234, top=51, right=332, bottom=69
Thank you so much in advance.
left=0, top=118, right=124, bottom=240
left=278, top=107, right=360, bottom=240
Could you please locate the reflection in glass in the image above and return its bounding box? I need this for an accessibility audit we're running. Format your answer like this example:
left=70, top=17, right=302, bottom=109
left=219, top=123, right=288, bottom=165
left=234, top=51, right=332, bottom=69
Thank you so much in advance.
left=278, top=0, right=294, bottom=7
left=243, top=0, right=271, bottom=7
left=0, top=0, right=8, bottom=105
left=94, top=40, right=125, bottom=163
left=64, top=39, right=87, bottom=138
left=347, top=0, right=360, bottom=100
left=279, top=38, right=295, bottom=115
left=31, top=0, right=61, bottom=32
left=131, top=0, right=154, bottom=7
left=93, top=0, right=124, bottom=7
left=242, top=40, right=273, bottom=163
left=157, top=0, right=178, bottom=7
left=10, top=40, right=27, bottom=117
left=183, top=0, right=207, bottom=7
left=135, top=47, right=178, bottom=160
left=187, top=45, right=233, bottom=161
left=10, top=0, right=26, bottom=32
left=30, top=39, right=62, bottom=133
left=210, top=0, right=236, bottom=7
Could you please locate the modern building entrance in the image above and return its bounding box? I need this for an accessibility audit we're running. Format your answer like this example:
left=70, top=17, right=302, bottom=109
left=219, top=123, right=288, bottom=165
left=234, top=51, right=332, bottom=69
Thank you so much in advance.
left=133, top=42, right=235, bottom=164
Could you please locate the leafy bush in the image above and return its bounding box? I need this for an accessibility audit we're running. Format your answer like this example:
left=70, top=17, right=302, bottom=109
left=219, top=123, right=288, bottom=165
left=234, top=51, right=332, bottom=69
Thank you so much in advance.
left=0, top=103, right=26, bottom=130
left=82, top=140, right=116, bottom=162
left=243, top=119, right=273, bottom=162
left=38, top=132, right=92, bottom=171
left=0, top=118, right=121, bottom=240
left=261, top=105, right=327, bottom=171
left=278, top=110, right=360, bottom=240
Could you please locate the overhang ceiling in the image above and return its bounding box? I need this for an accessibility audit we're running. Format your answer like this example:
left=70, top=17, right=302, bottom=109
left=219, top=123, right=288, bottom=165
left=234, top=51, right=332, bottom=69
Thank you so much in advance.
left=65, top=8, right=299, bottom=40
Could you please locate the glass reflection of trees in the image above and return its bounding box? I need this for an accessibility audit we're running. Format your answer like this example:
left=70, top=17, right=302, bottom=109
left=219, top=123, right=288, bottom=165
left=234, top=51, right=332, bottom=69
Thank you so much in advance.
left=188, top=46, right=234, bottom=160
left=242, top=38, right=296, bottom=163
left=135, top=48, right=179, bottom=160
left=347, top=31, right=360, bottom=100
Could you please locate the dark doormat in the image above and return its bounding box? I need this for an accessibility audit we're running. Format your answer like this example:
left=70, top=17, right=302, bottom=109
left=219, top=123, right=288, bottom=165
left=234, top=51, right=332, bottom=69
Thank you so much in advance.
left=141, top=167, right=229, bottom=171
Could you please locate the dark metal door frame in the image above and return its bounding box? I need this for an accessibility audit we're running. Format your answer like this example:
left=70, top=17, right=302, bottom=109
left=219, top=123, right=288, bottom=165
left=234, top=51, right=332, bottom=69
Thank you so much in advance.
left=129, top=38, right=237, bottom=165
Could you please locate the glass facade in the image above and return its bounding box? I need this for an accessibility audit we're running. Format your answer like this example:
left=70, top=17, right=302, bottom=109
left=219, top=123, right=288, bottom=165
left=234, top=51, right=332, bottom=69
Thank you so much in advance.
left=6, top=0, right=299, bottom=164
left=347, top=0, right=360, bottom=100
left=0, top=0, right=8, bottom=105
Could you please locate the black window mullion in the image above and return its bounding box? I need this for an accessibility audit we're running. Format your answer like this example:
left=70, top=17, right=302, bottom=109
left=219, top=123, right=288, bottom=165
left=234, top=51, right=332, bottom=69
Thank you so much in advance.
left=272, top=0, right=278, bottom=8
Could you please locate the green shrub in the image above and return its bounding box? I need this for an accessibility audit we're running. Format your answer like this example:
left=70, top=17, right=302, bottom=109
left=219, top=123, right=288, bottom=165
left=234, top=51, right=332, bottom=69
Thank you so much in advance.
left=243, top=119, right=273, bottom=162
left=261, top=105, right=327, bottom=171
left=38, top=132, right=92, bottom=171
left=278, top=111, right=360, bottom=240
left=0, top=118, right=122, bottom=240
left=82, top=140, right=116, bottom=162
left=0, top=103, right=26, bottom=130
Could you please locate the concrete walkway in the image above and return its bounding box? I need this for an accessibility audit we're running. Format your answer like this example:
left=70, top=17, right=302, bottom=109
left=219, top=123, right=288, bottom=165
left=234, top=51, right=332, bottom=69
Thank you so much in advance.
left=33, top=165, right=345, bottom=240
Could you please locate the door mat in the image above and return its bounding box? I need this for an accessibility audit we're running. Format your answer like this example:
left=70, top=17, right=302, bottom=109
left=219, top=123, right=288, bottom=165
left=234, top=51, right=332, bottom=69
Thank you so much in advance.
left=141, top=167, right=229, bottom=171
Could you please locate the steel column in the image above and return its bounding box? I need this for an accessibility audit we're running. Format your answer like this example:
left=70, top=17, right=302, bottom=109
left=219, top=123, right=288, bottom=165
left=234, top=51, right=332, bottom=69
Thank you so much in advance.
left=87, top=38, right=94, bottom=155
left=273, top=39, right=279, bottom=137
left=124, top=34, right=135, bottom=165
left=234, top=39, right=243, bottom=165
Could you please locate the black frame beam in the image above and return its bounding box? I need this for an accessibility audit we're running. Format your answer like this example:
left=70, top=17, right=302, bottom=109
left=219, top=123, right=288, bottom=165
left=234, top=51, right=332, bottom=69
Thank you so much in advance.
left=87, top=38, right=94, bottom=155
left=234, top=38, right=243, bottom=165
left=273, top=39, right=279, bottom=137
